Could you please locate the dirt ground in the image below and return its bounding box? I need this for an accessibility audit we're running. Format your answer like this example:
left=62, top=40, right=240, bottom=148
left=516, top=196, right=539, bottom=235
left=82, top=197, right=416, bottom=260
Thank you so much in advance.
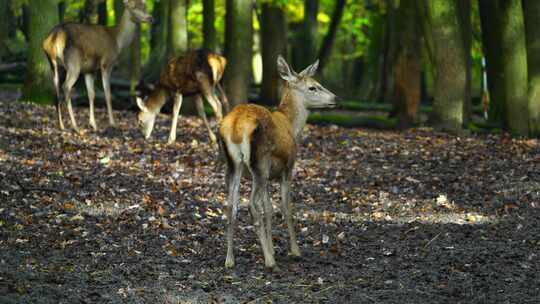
left=1, top=98, right=539, bottom=304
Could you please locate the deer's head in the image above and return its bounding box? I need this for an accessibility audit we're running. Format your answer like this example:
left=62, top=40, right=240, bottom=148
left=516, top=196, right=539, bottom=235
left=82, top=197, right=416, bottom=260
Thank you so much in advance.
left=136, top=96, right=157, bottom=140
left=277, top=56, right=337, bottom=109
left=124, top=0, right=153, bottom=23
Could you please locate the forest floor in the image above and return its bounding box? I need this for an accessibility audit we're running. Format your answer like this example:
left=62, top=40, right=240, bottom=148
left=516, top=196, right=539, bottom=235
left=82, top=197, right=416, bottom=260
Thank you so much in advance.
left=1, top=96, right=540, bottom=304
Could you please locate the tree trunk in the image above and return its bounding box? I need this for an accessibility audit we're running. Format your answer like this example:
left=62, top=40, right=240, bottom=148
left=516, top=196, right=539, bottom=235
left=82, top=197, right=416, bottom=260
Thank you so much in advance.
left=478, top=0, right=505, bottom=125
left=23, top=0, right=59, bottom=104
left=426, top=0, right=466, bottom=132
left=457, top=0, right=472, bottom=126
left=98, top=0, right=108, bottom=25
left=381, top=0, right=398, bottom=103
left=522, top=0, right=540, bottom=136
left=224, top=0, right=253, bottom=106
left=0, top=0, right=9, bottom=61
left=260, top=3, right=287, bottom=106
left=499, top=0, right=528, bottom=135
left=82, top=0, right=99, bottom=24
left=130, top=24, right=142, bottom=95
left=300, top=0, right=318, bottom=68
left=144, top=0, right=170, bottom=82
left=21, top=5, right=30, bottom=42
left=391, top=0, right=421, bottom=128
left=203, top=0, right=217, bottom=51
left=168, top=0, right=188, bottom=56
left=317, top=0, right=345, bottom=74
left=58, top=1, right=66, bottom=23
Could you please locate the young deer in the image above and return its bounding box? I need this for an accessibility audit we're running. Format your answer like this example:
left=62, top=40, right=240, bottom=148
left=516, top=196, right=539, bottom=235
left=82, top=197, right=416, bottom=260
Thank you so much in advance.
left=43, top=0, right=152, bottom=133
left=136, top=49, right=229, bottom=145
left=219, top=56, right=337, bottom=268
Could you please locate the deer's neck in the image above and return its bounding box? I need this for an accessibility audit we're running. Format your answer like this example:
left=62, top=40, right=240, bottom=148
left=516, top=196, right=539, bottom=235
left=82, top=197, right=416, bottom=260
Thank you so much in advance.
left=277, top=87, right=309, bottom=138
left=146, top=87, right=170, bottom=114
left=114, top=10, right=137, bottom=51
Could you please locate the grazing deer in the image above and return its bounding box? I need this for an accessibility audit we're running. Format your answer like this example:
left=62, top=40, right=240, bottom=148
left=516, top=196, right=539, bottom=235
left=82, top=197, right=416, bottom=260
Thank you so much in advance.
left=43, top=0, right=153, bottom=133
left=219, top=56, right=337, bottom=268
left=136, top=49, right=229, bottom=145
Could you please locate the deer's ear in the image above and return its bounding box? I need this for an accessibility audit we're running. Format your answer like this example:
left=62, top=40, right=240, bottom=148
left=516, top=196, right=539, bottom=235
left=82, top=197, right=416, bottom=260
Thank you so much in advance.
left=277, top=55, right=297, bottom=82
left=136, top=97, right=148, bottom=112
left=299, top=59, right=319, bottom=77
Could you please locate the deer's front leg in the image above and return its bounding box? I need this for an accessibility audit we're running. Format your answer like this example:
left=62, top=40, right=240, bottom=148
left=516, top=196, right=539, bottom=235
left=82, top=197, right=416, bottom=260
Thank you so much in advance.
left=84, top=74, right=97, bottom=131
left=168, top=93, right=183, bottom=144
left=225, top=163, right=242, bottom=268
left=195, top=95, right=218, bottom=146
left=101, top=66, right=115, bottom=127
left=280, top=171, right=300, bottom=257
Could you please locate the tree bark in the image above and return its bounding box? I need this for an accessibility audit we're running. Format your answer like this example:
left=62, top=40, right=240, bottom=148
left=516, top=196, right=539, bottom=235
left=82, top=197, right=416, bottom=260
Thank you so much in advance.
left=168, top=0, right=188, bottom=56
left=82, top=0, right=99, bottom=24
left=426, top=0, right=466, bottom=132
left=144, top=0, right=170, bottom=82
left=260, top=3, right=287, bottom=106
left=499, top=0, right=528, bottom=135
left=98, top=0, right=108, bottom=25
left=300, top=0, right=319, bottom=68
left=23, top=0, right=59, bottom=104
left=0, top=0, right=9, bottom=61
left=457, top=0, right=472, bottom=126
left=391, top=0, right=421, bottom=128
left=203, top=0, right=217, bottom=51
left=478, top=0, right=505, bottom=125
left=224, top=0, right=253, bottom=106
left=522, top=0, right=540, bottom=136
left=316, top=0, right=345, bottom=74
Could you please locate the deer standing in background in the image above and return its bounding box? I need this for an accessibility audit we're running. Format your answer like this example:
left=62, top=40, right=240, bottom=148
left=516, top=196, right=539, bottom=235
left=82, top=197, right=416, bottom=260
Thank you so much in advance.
left=43, top=0, right=153, bottom=133
left=136, top=49, right=229, bottom=145
left=219, top=56, right=337, bottom=268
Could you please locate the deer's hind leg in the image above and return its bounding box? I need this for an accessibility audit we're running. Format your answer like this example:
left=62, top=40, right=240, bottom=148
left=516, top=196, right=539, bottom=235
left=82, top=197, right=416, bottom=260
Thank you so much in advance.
left=224, top=153, right=242, bottom=268
left=63, top=50, right=81, bottom=133
left=49, top=58, right=64, bottom=130
left=196, top=71, right=223, bottom=121
left=101, top=65, right=115, bottom=127
left=84, top=74, right=97, bottom=131
left=195, top=94, right=218, bottom=145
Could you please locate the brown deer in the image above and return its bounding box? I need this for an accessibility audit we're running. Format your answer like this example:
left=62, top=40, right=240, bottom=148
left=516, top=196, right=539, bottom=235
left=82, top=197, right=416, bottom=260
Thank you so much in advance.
left=219, top=56, right=337, bottom=268
left=135, top=49, right=229, bottom=145
left=43, top=0, right=153, bottom=133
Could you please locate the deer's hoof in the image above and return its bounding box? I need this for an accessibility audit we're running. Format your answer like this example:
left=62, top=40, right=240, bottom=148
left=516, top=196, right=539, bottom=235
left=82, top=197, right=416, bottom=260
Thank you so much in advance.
left=225, top=259, right=235, bottom=269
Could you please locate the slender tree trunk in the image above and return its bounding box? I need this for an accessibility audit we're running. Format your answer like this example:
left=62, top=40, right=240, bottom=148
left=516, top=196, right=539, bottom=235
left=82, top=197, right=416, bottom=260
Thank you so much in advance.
left=82, top=0, right=99, bottom=24
left=58, top=1, right=66, bottom=23
left=426, top=0, right=466, bottom=132
left=500, top=0, right=528, bottom=135
left=98, top=0, right=108, bottom=25
left=224, top=0, right=253, bottom=106
left=260, top=3, right=287, bottom=106
left=203, top=0, right=217, bottom=51
left=144, top=0, right=170, bottom=82
left=168, top=0, right=188, bottom=56
left=23, top=0, right=59, bottom=104
left=130, top=24, right=142, bottom=95
left=21, top=5, right=30, bottom=42
left=317, top=0, right=345, bottom=74
left=381, top=0, right=397, bottom=103
left=478, top=0, right=505, bottom=125
left=300, top=0, right=319, bottom=68
left=457, top=0, right=472, bottom=126
left=0, top=0, right=9, bottom=61
left=391, top=0, right=421, bottom=128
left=522, top=0, right=540, bottom=136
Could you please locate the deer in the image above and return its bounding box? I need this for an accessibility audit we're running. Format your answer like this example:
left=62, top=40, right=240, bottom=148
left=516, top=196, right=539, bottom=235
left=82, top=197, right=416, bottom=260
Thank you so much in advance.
left=42, top=0, right=153, bottom=133
left=219, top=56, right=337, bottom=269
left=135, top=49, right=229, bottom=145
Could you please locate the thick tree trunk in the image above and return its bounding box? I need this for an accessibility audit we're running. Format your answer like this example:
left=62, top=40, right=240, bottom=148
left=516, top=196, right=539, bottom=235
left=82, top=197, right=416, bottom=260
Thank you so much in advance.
left=391, top=0, right=421, bottom=128
left=260, top=3, right=287, bottom=106
left=522, top=0, right=540, bottom=136
left=300, top=0, right=319, bottom=68
left=224, top=0, right=253, bottom=106
left=426, top=0, right=466, bottom=132
left=499, top=0, right=528, bottom=135
left=23, top=0, right=59, bottom=104
left=203, top=0, right=217, bottom=51
left=0, top=0, right=9, bottom=61
left=478, top=0, right=505, bottom=125
left=317, top=0, right=345, bottom=74
left=381, top=0, right=398, bottom=103
left=168, top=0, right=188, bottom=56
left=144, top=0, right=170, bottom=82
left=457, top=0, right=472, bottom=126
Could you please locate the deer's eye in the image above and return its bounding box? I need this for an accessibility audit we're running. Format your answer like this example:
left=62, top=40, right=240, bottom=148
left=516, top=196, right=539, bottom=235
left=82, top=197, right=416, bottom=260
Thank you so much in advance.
left=309, top=86, right=317, bottom=91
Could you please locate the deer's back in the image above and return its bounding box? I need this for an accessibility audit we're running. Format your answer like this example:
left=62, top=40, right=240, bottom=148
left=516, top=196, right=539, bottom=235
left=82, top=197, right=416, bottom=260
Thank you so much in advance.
left=44, top=23, right=119, bottom=70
